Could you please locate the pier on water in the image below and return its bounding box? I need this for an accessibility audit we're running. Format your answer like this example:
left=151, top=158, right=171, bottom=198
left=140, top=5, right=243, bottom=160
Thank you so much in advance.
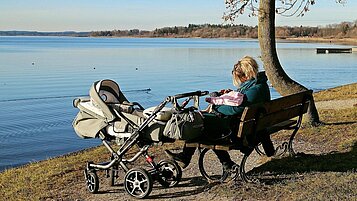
left=316, top=47, right=357, bottom=54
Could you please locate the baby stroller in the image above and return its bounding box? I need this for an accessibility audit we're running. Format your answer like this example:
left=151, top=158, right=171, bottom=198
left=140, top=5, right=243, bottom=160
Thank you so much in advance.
left=72, top=79, right=207, bottom=198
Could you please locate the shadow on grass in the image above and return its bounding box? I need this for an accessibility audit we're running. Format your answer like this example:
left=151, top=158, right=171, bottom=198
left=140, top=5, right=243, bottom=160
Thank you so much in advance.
left=95, top=175, right=216, bottom=198
left=148, top=176, right=219, bottom=199
left=251, top=142, right=357, bottom=176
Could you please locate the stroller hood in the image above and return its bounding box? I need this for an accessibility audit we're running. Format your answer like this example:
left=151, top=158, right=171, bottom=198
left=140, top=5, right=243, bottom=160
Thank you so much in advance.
left=90, top=80, right=120, bottom=122
left=73, top=79, right=129, bottom=138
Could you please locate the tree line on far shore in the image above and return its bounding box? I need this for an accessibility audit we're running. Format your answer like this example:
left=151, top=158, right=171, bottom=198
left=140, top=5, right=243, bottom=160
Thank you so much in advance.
left=1, top=20, right=356, bottom=39
left=90, top=20, right=357, bottom=39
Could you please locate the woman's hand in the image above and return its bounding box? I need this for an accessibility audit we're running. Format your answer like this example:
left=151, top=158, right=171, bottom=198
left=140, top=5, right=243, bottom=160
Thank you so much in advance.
left=220, top=89, right=232, bottom=94
left=201, top=104, right=213, bottom=113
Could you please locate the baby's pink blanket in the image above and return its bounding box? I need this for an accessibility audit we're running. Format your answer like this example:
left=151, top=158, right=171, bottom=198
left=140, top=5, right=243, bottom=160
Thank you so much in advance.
left=206, top=91, right=244, bottom=106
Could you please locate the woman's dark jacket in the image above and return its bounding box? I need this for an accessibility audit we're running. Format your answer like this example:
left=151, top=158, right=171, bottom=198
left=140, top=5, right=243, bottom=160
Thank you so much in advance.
left=214, top=71, right=271, bottom=116
left=203, top=72, right=271, bottom=135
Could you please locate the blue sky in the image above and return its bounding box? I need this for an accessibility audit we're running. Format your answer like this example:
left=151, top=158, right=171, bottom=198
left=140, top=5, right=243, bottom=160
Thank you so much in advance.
left=0, top=0, right=356, bottom=31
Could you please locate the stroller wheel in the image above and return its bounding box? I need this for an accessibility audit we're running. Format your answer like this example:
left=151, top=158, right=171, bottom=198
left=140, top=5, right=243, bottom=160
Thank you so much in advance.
left=84, top=170, right=99, bottom=193
left=124, top=168, right=153, bottom=199
left=157, top=159, right=182, bottom=188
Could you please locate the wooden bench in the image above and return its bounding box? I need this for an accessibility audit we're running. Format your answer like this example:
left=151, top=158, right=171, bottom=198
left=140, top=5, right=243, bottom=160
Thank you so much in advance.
left=185, top=90, right=313, bottom=182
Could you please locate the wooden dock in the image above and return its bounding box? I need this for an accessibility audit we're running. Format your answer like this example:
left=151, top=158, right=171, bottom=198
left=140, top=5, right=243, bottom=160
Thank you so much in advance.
left=316, top=48, right=352, bottom=54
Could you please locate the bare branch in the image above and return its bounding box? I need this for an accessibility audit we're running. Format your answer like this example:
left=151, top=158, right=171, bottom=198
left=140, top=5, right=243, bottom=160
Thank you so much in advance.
left=223, top=0, right=258, bottom=22
left=336, top=0, right=347, bottom=4
left=224, top=0, right=348, bottom=21
left=275, top=0, right=315, bottom=17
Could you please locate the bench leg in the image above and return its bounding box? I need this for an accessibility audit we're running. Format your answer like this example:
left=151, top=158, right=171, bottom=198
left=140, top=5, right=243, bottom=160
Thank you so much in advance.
left=254, top=143, right=266, bottom=156
left=273, top=141, right=289, bottom=156
left=239, top=150, right=259, bottom=183
left=287, top=127, right=299, bottom=156
left=240, top=154, right=250, bottom=182
left=272, top=126, right=300, bottom=157
left=198, top=148, right=240, bottom=183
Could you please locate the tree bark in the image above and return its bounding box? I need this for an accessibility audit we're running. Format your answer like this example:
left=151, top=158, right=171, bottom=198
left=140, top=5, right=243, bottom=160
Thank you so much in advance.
left=258, top=0, right=320, bottom=126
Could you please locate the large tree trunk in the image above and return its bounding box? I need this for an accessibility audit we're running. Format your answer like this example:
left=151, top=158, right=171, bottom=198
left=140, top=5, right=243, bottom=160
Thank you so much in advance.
left=258, top=0, right=320, bottom=126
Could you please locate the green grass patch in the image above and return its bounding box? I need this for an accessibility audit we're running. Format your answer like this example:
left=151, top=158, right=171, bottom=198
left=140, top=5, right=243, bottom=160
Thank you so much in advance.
left=299, top=107, right=357, bottom=150
left=314, top=83, right=357, bottom=101
left=0, top=146, right=109, bottom=200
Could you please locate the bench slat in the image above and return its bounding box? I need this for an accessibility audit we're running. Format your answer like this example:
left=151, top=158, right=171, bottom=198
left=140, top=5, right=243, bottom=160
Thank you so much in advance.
left=240, top=90, right=312, bottom=121
left=237, top=120, right=255, bottom=139
left=214, top=145, right=233, bottom=151
left=237, top=90, right=311, bottom=138
left=256, top=102, right=308, bottom=132
left=237, top=103, right=308, bottom=138
left=264, top=119, right=297, bottom=134
left=200, top=144, right=216, bottom=149
left=185, top=142, right=200, bottom=148
left=185, top=143, right=235, bottom=151
left=185, top=141, right=236, bottom=151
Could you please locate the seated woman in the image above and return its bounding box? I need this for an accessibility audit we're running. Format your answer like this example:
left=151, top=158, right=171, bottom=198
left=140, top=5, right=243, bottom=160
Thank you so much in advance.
left=165, top=56, right=271, bottom=171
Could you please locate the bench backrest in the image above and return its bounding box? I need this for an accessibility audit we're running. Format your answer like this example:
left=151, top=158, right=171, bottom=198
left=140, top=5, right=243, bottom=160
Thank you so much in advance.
left=237, top=90, right=313, bottom=139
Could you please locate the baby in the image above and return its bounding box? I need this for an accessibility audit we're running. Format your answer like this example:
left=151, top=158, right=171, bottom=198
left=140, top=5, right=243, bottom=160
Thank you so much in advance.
left=203, top=89, right=244, bottom=113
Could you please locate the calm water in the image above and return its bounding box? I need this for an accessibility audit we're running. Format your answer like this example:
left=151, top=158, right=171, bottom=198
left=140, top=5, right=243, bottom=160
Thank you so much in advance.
left=0, top=37, right=356, bottom=170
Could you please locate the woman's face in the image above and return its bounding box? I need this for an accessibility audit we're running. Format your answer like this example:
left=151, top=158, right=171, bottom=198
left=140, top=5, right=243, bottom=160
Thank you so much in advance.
left=232, top=70, right=248, bottom=87
left=232, top=73, right=242, bottom=87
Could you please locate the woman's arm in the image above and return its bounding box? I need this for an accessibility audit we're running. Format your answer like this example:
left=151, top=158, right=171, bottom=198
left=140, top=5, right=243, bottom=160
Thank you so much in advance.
left=213, top=87, right=262, bottom=116
left=213, top=104, right=244, bottom=116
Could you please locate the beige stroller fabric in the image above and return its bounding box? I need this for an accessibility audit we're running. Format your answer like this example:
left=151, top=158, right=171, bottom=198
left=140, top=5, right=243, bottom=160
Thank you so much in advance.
left=73, top=79, right=164, bottom=141
left=73, top=80, right=129, bottom=138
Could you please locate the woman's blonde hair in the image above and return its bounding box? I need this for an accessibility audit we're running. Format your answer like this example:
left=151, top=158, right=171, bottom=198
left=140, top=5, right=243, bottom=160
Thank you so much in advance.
left=232, top=56, right=259, bottom=87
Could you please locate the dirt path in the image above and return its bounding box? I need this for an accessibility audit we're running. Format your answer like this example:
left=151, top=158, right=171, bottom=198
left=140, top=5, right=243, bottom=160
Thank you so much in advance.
left=83, top=99, right=356, bottom=201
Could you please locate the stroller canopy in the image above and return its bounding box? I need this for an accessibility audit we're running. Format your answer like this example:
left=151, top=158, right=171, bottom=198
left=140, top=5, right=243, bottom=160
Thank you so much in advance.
left=73, top=79, right=129, bottom=138
left=89, top=79, right=129, bottom=122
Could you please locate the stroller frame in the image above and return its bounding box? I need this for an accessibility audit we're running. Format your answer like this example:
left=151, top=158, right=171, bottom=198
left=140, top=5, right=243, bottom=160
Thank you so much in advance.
left=81, top=89, right=208, bottom=198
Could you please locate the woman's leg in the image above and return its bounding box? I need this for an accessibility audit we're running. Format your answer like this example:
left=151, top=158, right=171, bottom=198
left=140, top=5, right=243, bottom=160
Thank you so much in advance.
left=213, top=150, right=235, bottom=168
left=165, top=145, right=196, bottom=168
left=203, top=113, right=235, bottom=169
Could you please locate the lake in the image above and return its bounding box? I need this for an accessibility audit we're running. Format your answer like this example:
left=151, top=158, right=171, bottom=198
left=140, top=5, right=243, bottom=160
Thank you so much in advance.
left=0, top=36, right=356, bottom=171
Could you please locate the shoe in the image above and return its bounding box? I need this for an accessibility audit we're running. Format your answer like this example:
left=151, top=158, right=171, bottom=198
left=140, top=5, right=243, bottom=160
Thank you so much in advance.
left=165, top=150, right=190, bottom=169
left=221, top=162, right=239, bottom=182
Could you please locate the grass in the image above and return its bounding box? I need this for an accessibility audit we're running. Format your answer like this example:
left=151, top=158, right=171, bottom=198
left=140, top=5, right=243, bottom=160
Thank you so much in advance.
left=211, top=171, right=356, bottom=201
left=0, top=146, right=107, bottom=200
left=0, top=83, right=356, bottom=200
left=313, top=82, right=357, bottom=101
left=300, top=108, right=357, bottom=150
left=0, top=141, right=185, bottom=200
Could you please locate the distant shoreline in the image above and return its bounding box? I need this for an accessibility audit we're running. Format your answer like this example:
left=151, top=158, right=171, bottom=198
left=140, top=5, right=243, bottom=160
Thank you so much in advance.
left=2, top=20, right=357, bottom=46
left=282, top=37, right=357, bottom=46
left=1, top=34, right=356, bottom=46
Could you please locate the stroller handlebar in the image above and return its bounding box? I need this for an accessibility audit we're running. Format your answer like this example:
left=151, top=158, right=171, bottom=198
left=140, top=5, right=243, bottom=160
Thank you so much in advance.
left=166, top=90, right=209, bottom=110
left=167, top=90, right=208, bottom=101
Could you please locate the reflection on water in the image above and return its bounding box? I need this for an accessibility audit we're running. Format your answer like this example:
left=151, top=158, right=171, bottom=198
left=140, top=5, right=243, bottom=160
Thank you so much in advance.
left=0, top=37, right=356, bottom=170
